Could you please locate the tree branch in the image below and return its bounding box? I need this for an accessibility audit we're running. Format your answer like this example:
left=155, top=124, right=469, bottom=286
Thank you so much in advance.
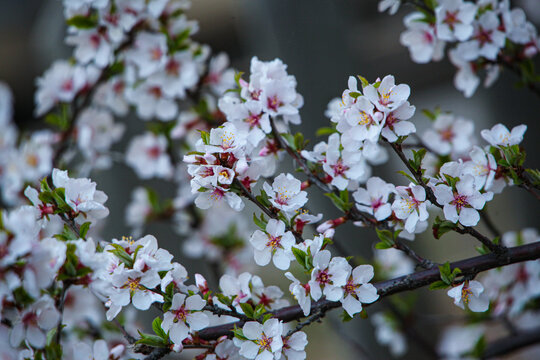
left=197, top=241, right=540, bottom=340
left=482, top=325, right=540, bottom=359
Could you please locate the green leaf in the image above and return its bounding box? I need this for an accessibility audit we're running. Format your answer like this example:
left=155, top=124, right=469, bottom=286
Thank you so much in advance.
left=429, top=280, right=449, bottom=290
left=281, top=133, right=296, bottom=150
left=44, top=341, right=63, bottom=360
left=45, top=113, right=69, bottom=131
left=152, top=317, right=168, bottom=340
left=54, top=224, right=79, bottom=241
left=199, top=130, right=210, bottom=145
left=340, top=310, right=354, bottom=322
left=253, top=213, right=267, bottom=231
left=357, top=75, right=370, bottom=89
left=135, top=333, right=168, bottom=347
left=66, top=14, right=98, bottom=29
left=375, top=229, right=395, bottom=249
left=316, top=127, right=337, bottom=137
left=432, top=216, right=457, bottom=239
left=79, top=222, right=91, bottom=239
left=239, top=303, right=255, bottom=319
left=294, top=132, right=308, bottom=151
left=215, top=293, right=233, bottom=307
left=525, top=168, right=540, bottom=186
left=232, top=326, right=248, bottom=340
left=145, top=187, right=160, bottom=213
left=375, top=241, right=393, bottom=250
left=324, top=192, right=351, bottom=212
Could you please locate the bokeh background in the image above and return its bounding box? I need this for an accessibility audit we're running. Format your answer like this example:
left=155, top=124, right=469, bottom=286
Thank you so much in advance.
left=1, top=0, right=540, bottom=358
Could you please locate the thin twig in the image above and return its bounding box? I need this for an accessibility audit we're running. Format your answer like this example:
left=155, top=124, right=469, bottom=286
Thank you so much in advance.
left=385, top=139, right=506, bottom=254
left=479, top=209, right=501, bottom=238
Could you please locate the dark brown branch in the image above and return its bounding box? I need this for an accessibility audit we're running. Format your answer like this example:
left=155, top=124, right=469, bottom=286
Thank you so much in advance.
left=197, top=241, right=540, bottom=340
left=482, top=325, right=540, bottom=359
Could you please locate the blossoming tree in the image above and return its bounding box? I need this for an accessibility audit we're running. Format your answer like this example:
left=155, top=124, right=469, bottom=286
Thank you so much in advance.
left=1, top=0, right=540, bottom=359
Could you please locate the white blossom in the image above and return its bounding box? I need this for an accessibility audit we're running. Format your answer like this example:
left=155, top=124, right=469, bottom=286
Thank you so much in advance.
left=447, top=280, right=489, bottom=312
left=250, top=219, right=295, bottom=270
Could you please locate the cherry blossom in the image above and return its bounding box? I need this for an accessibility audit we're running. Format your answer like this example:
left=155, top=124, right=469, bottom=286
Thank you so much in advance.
left=284, top=272, right=311, bottom=316
left=52, top=169, right=110, bottom=223
left=480, top=123, right=527, bottom=148
left=233, top=319, right=283, bottom=360
left=250, top=219, right=295, bottom=270
left=435, top=0, right=477, bottom=42
left=281, top=330, right=308, bottom=360
left=353, top=176, right=395, bottom=221
left=400, top=12, right=445, bottom=64
left=309, top=251, right=351, bottom=301
left=340, top=265, right=379, bottom=317
left=162, top=293, right=209, bottom=345
left=422, top=113, right=475, bottom=156
left=391, top=183, right=430, bottom=233
left=433, top=175, right=489, bottom=226
left=447, top=280, right=490, bottom=312
left=263, top=173, right=308, bottom=216
left=363, top=75, right=410, bottom=113
left=372, top=312, right=407, bottom=357
left=9, top=296, right=60, bottom=349
left=126, top=132, right=173, bottom=180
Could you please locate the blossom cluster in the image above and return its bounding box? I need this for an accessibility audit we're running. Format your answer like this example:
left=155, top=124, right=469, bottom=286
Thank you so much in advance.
left=185, top=57, right=305, bottom=212
left=380, top=0, right=540, bottom=97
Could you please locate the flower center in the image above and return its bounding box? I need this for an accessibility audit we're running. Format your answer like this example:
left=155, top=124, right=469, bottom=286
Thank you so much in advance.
left=267, top=96, right=281, bottom=112
left=444, top=10, right=460, bottom=28
left=147, top=145, right=162, bottom=159
left=344, top=279, right=358, bottom=295
left=316, top=270, right=331, bottom=285
left=125, top=278, right=141, bottom=292
left=476, top=27, right=493, bottom=46
left=266, top=235, right=282, bottom=250
left=379, top=91, right=392, bottom=106
left=461, top=283, right=473, bottom=304
left=220, top=132, right=235, bottom=150
left=210, top=188, right=225, bottom=201
left=358, top=111, right=373, bottom=126
left=275, top=187, right=292, bottom=206
left=331, top=159, right=348, bottom=177
left=166, top=59, right=180, bottom=76
left=150, top=47, right=163, bottom=61
left=439, top=127, right=454, bottom=142
left=451, top=194, right=469, bottom=210
left=257, top=334, right=273, bottom=351
left=174, top=306, right=187, bottom=322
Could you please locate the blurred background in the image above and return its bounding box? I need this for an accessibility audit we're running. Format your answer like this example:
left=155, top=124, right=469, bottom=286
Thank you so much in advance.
left=1, top=0, right=540, bottom=358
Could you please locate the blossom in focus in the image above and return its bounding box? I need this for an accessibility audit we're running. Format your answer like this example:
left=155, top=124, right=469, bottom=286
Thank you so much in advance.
left=353, top=176, right=395, bottom=221
left=391, top=183, right=430, bottom=233
left=263, top=173, right=308, bottom=216
left=161, top=293, right=209, bottom=345
left=433, top=175, right=488, bottom=226
left=249, top=219, right=295, bottom=270
left=447, top=280, right=489, bottom=312
left=340, top=265, right=379, bottom=317
left=233, top=319, right=284, bottom=360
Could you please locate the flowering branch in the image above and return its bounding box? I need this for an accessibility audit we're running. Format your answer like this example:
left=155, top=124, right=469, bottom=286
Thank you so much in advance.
left=197, top=241, right=540, bottom=340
